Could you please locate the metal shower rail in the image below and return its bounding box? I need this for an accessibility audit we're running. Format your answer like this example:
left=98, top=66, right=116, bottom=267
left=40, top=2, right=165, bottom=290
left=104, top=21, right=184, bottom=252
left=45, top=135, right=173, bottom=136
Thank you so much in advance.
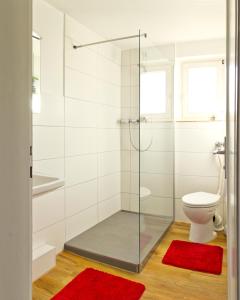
left=73, top=33, right=147, bottom=49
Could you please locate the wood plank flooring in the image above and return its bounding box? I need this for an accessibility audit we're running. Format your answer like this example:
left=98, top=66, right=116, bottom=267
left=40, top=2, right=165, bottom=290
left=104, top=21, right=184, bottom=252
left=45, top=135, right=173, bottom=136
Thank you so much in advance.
left=32, top=222, right=227, bottom=300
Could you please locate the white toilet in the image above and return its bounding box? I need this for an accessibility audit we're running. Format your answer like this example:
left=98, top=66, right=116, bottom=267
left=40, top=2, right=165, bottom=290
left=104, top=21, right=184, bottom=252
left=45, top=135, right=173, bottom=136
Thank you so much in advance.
left=182, top=192, right=220, bottom=243
left=182, top=146, right=225, bottom=243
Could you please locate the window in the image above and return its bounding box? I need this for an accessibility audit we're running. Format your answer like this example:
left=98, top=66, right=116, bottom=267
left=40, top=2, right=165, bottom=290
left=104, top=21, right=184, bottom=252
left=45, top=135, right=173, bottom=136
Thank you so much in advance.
left=140, top=65, right=173, bottom=120
left=181, top=60, right=225, bottom=120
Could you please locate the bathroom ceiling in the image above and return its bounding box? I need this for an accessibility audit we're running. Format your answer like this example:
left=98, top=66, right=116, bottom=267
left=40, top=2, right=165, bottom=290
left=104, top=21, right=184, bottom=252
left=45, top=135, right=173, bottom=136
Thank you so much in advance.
left=46, top=0, right=225, bottom=48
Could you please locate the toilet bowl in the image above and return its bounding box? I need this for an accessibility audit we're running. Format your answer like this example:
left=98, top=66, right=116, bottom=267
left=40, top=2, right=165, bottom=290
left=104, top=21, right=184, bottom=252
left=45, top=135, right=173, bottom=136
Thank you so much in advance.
left=182, top=192, right=220, bottom=243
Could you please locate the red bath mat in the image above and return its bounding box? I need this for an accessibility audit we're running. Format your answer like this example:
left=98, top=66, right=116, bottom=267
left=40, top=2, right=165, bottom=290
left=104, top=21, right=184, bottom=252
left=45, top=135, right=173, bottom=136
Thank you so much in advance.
left=51, top=268, right=145, bottom=300
left=162, top=240, right=223, bottom=275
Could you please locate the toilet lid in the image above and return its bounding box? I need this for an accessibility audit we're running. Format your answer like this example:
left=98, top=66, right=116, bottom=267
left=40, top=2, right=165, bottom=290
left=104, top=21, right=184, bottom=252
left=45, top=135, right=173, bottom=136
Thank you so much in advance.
left=182, top=192, right=220, bottom=207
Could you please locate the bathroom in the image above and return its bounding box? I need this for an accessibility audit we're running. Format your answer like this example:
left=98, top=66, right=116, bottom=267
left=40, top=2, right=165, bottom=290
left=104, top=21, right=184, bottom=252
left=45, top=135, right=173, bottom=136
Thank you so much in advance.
left=30, top=0, right=228, bottom=298
left=1, top=0, right=234, bottom=299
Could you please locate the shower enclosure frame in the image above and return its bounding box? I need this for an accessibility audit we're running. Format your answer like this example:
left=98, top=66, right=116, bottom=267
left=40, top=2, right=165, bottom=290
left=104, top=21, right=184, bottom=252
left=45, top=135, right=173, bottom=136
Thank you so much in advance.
left=138, top=31, right=175, bottom=270
left=65, top=30, right=175, bottom=272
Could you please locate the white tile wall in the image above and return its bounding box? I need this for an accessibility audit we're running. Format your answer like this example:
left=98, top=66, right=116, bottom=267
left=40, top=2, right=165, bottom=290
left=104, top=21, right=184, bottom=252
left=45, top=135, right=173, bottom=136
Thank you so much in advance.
left=99, top=173, right=121, bottom=202
left=33, top=126, right=64, bottom=160
left=97, top=129, right=121, bottom=152
left=174, top=121, right=225, bottom=221
left=65, top=128, right=97, bottom=156
left=120, top=49, right=175, bottom=218
left=64, top=15, right=122, bottom=240
left=139, top=173, right=173, bottom=198
left=120, top=48, right=225, bottom=223
left=141, top=128, right=174, bottom=151
left=35, top=2, right=64, bottom=97
left=97, top=105, right=121, bottom=129
left=33, top=0, right=65, bottom=255
left=65, top=68, right=98, bottom=101
left=140, top=196, right=173, bottom=217
left=121, top=172, right=131, bottom=193
left=65, top=98, right=97, bottom=128
left=99, top=194, right=121, bottom=222
left=121, top=151, right=131, bottom=171
left=175, top=175, right=219, bottom=199
left=33, top=3, right=226, bottom=253
left=96, top=81, right=121, bottom=107
left=66, top=206, right=98, bottom=241
left=175, top=152, right=218, bottom=177
left=173, top=40, right=226, bottom=221
left=33, top=94, right=64, bottom=127
left=65, top=180, right=98, bottom=217
left=175, top=127, right=224, bottom=153
left=65, top=155, right=98, bottom=187
left=33, top=158, right=64, bottom=178
left=98, top=151, right=121, bottom=177
left=65, top=37, right=97, bottom=76
left=33, top=3, right=122, bottom=252
left=65, top=16, right=100, bottom=48
left=140, top=152, right=174, bottom=175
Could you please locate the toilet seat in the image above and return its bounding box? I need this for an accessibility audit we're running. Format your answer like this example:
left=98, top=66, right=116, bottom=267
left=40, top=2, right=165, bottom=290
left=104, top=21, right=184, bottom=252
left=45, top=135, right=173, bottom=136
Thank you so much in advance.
left=182, top=192, right=220, bottom=208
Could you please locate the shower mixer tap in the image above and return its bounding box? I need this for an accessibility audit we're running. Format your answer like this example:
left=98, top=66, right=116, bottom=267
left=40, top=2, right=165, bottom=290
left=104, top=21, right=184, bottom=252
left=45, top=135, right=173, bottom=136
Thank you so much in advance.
left=213, top=141, right=225, bottom=155
left=118, top=116, right=149, bottom=124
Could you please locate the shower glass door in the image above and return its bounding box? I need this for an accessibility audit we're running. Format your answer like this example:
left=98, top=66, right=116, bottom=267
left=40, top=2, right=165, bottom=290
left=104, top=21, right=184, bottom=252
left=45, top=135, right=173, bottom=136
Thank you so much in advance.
left=63, top=29, right=174, bottom=272
left=139, top=36, right=175, bottom=266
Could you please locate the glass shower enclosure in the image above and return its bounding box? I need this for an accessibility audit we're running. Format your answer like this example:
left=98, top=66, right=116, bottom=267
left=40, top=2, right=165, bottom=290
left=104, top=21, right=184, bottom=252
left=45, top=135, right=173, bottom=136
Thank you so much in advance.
left=65, top=32, right=174, bottom=272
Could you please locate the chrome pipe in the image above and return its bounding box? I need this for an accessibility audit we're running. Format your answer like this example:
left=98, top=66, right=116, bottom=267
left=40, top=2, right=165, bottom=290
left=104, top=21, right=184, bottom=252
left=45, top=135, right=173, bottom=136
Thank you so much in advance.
left=213, top=150, right=226, bottom=155
left=73, top=33, right=147, bottom=49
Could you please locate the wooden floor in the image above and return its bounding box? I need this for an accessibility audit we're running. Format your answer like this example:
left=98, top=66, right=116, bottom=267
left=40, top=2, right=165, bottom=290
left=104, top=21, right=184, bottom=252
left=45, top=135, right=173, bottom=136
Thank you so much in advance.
left=33, top=223, right=227, bottom=300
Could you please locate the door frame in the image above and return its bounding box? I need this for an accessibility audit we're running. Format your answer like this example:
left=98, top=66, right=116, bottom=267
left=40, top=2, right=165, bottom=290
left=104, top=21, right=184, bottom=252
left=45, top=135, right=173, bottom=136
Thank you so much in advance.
left=226, top=0, right=240, bottom=299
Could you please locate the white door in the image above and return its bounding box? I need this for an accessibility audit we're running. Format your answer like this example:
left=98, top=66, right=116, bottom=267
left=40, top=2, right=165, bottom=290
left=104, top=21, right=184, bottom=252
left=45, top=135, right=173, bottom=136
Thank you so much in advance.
left=0, top=1, right=32, bottom=299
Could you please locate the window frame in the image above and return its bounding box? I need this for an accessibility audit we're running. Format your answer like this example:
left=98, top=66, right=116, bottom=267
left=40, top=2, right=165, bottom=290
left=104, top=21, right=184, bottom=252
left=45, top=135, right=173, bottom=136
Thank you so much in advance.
left=181, top=59, right=225, bottom=121
left=140, top=63, right=173, bottom=121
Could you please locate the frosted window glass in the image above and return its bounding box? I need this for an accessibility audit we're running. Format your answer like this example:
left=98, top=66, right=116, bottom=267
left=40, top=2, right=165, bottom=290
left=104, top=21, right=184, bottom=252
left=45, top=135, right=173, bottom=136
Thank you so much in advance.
left=187, top=66, right=218, bottom=113
left=140, top=71, right=166, bottom=114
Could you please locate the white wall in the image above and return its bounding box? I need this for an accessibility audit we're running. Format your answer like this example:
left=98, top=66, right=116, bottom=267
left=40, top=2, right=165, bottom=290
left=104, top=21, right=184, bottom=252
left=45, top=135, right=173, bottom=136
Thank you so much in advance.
left=120, top=40, right=226, bottom=222
left=174, top=39, right=226, bottom=221
left=175, top=121, right=225, bottom=221
left=32, top=1, right=122, bottom=253
left=64, top=16, right=121, bottom=241
left=33, top=2, right=226, bottom=257
left=0, top=1, right=32, bottom=299
left=175, top=39, right=226, bottom=58
left=121, top=49, right=140, bottom=212
left=32, top=0, right=65, bottom=253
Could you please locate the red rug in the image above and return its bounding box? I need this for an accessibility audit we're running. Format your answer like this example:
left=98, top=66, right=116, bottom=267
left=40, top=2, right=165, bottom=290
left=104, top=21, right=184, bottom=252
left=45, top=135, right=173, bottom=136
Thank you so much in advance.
left=162, top=240, right=223, bottom=275
left=51, top=268, right=145, bottom=300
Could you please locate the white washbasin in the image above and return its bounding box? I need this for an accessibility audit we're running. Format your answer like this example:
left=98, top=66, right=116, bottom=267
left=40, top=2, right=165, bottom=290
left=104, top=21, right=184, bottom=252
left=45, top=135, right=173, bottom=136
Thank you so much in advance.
left=32, top=175, right=64, bottom=196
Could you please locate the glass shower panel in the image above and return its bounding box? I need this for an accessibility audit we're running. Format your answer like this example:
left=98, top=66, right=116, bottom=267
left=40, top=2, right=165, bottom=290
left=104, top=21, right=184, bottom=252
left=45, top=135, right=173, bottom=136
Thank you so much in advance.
left=65, top=33, right=142, bottom=272
left=139, top=39, right=175, bottom=266
left=120, top=34, right=141, bottom=270
left=64, top=31, right=175, bottom=272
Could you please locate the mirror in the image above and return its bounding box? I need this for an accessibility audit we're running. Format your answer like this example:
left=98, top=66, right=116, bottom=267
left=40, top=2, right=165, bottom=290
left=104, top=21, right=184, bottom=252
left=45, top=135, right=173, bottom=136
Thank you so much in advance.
left=32, top=35, right=41, bottom=113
